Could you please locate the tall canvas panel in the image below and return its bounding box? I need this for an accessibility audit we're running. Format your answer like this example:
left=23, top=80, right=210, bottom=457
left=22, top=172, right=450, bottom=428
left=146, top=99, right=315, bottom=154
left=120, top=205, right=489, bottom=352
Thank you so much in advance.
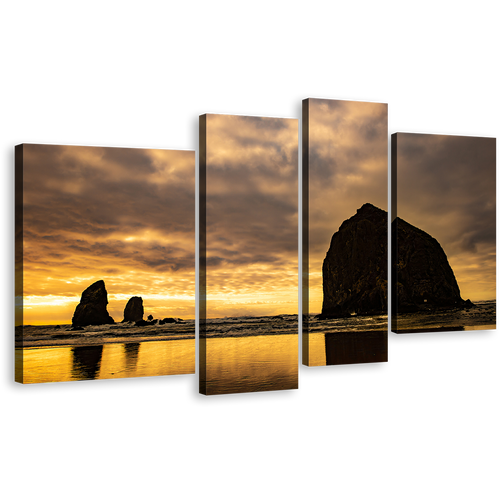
left=199, top=114, right=299, bottom=395
left=391, top=133, right=496, bottom=333
left=303, top=98, right=388, bottom=366
left=15, top=144, right=195, bottom=383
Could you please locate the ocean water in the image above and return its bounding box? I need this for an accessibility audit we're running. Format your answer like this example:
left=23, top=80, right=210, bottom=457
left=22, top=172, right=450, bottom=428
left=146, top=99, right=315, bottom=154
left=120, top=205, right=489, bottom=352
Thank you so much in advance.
left=18, top=302, right=490, bottom=385
left=17, top=314, right=298, bottom=346
left=15, top=314, right=387, bottom=388
left=17, top=320, right=195, bottom=348
left=18, top=299, right=491, bottom=343
left=396, top=300, right=498, bottom=331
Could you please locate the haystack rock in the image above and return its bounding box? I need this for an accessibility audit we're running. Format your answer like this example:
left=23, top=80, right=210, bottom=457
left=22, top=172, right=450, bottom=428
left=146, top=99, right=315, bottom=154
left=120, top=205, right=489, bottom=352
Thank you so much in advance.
left=122, top=296, right=144, bottom=323
left=72, top=280, right=115, bottom=326
left=319, top=203, right=473, bottom=319
left=392, top=217, right=472, bottom=313
left=321, top=203, right=388, bottom=318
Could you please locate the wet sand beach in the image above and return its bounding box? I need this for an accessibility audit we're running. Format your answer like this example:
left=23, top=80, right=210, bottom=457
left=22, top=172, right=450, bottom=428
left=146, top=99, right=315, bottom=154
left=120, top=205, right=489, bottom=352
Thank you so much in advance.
left=15, top=300, right=496, bottom=394
left=16, top=339, right=195, bottom=384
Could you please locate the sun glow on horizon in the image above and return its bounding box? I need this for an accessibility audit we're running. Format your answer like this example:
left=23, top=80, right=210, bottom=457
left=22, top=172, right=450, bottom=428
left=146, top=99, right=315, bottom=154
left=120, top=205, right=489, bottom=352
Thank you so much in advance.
left=18, top=145, right=195, bottom=327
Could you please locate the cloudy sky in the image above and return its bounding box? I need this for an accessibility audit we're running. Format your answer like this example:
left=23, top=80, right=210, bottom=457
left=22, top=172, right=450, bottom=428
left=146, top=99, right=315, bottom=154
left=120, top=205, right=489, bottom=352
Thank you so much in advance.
left=19, top=127, right=490, bottom=326
left=18, top=145, right=195, bottom=325
left=307, top=99, right=388, bottom=314
left=204, top=114, right=298, bottom=318
left=395, top=133, right=496, bottom=301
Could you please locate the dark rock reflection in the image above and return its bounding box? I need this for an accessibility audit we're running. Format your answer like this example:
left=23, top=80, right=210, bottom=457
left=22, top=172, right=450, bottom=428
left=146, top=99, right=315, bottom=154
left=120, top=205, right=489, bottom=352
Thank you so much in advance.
left=124, top=342, right=140, bottom=371
left=324, top=331, right=388, bottom=365
left=71, top=345, right=104, bottom=380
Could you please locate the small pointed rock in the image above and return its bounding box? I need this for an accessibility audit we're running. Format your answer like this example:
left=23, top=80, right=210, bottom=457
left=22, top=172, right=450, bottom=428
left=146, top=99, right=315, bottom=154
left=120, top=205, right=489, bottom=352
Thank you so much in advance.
left=123, top=296, right=144, bottom=323
left=72, top=280, right=115, bottom=327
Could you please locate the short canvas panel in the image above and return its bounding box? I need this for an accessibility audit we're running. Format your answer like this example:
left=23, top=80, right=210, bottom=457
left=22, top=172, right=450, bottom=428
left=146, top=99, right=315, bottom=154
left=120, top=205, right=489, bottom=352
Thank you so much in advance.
left=302, top=98, right=388, bottom=366
left=199, top=114, right=299, bottom=395
left=15, top=144, right=195, bottom=383
left=391, top=133, right=496, bottom=333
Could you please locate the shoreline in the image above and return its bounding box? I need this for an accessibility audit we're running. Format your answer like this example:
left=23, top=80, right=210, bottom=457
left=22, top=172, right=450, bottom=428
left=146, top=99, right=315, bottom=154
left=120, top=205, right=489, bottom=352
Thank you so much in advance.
left=393, top=324, right=496, bottom=334
left=18, top=323, right=495, bottom=348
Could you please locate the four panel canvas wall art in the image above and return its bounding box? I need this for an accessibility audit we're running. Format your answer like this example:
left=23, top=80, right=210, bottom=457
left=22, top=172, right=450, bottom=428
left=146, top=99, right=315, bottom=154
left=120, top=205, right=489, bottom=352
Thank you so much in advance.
left=14, top=107, right=495, bottom=389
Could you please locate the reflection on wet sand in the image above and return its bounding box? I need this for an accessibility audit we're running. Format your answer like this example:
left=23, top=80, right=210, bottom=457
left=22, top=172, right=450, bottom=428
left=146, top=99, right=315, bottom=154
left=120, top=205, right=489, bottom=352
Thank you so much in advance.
left=71, top=342, right=141, bottom=380
left=204, top=334, right=298, bottom=395
left=124, top=342, right=140, bottom=370
left=325, top=331, right=388, bottom=365
left=18, top=339, right=194, bottom=384
left=21, top=328, right=390, bottom=385
left=71, top=345, right=104, bottom=380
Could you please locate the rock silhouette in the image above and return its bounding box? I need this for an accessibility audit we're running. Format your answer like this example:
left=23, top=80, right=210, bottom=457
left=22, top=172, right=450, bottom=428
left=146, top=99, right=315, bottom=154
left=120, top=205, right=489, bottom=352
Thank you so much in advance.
left=159, top=317, right=177, bottom=324
left=122, top=296, right=144, bottom=323
left=321, top=203, right=388, bottom=318
left=392, top=217, right=472, bottom=313
left=134, top=317, right=178, bottom=326
left=72, top=280, right=115, bottom=326
left=320, top=203, right=472, bottom=319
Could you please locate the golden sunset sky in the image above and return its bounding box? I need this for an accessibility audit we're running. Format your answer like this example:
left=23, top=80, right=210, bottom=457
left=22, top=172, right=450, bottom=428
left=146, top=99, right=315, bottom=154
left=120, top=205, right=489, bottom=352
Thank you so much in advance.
left=305, top=103, right=495, bottom=311
left=395, top=133, right=496, bottom=302
left=18, top=128, right=491, bottom=328
left=307, top=99, right=388, bottom=314
left=204, top=114, right=298, bottom=318
left=17, top=145, right=195, bottom=325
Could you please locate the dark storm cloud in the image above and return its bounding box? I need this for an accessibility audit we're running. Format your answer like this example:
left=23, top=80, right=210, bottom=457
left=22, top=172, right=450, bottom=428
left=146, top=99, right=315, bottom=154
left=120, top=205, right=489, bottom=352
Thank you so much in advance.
left=205, top=114, right=298, bottom=265
left=396, top=133, right=496, bottom=299
left=20, top=145, right=196, bottom=313
left=204, top=114, right=298, bottom=313
left=308, top=99, right=388, bottom=186
left=23, top=147, right=194, bottom=238
left=304, top=99, right=388, bottom=313
left=308, top=147, right=339, bottom=183
left=396, top=134, right=496, bottom=249
left=307, top=99, right=388, bottom=256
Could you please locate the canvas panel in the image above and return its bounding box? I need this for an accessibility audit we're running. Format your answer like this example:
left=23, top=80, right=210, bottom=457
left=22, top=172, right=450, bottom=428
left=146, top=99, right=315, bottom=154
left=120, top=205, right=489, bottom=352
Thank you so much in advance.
left=302, top=98, right=388, bottom=366
left=199, top=114, right=299, bottom=395
left=15, top=144, right=195, bottom=383
left=391, top=133, right=496, bottom=333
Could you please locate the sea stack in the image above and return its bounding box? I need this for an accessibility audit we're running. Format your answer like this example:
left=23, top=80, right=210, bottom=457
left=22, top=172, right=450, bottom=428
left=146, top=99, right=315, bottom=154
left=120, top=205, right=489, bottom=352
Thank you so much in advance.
left=392, top=217, right=472, bottom=312
left=321, top=203, right=388, bottom=318
left=122, top=296, right=144, bottom=322
left=320, top=203, right=472, bottom=319
left=72, top=280, right=115, bottom=326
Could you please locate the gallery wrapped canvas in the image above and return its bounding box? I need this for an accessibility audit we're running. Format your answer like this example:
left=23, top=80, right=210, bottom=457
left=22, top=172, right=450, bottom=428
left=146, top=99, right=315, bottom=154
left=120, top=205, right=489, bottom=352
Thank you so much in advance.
left=15, top=144, right=195, bottom=383
left=199, top=114, right=299, bottom=395
left=302, top=98, right=388, bottom=366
